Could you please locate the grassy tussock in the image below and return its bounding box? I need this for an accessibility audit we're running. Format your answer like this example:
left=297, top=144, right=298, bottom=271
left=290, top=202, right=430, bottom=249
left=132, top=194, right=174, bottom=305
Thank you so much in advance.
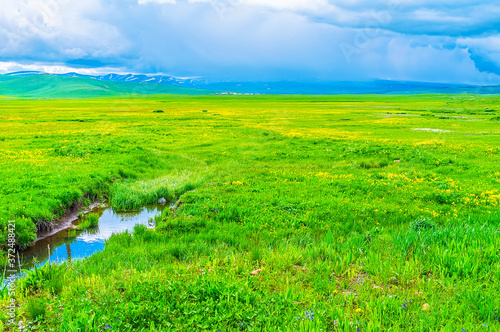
left=110, top=170, right=207, bottom=210
left=76, top=213, right=99, bottom=230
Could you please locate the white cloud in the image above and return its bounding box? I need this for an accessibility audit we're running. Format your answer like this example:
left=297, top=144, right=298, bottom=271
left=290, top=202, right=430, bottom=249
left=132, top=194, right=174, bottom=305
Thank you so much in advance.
left=411, top=9, right=467, bottom=23
left=138, top=0, right=176, bottom=4
left=0, top=61, right=126, bottom=75
left=457, top=36, right=500, bottom=76
left=458, top=36, right=500, bottom=52
left=242, top=0, right=331, bottom=12
left=62, top=48, right=87, bottom=57
left=0, top=0, right=130, bottom=58
left=0, top=0, right=499, bottom=83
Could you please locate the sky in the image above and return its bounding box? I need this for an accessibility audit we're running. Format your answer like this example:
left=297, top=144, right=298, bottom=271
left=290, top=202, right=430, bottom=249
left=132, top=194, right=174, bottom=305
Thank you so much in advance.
left=0, top=0, right=500, bottom=84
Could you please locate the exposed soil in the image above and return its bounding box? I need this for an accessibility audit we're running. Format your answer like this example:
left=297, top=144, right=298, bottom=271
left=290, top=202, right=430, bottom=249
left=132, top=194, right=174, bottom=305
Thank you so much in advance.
left=34, top=201, right=105, bottom=244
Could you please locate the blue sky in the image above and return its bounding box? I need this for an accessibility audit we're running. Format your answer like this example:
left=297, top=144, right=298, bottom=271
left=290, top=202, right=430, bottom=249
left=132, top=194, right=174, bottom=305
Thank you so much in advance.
left=0, top=0, right=500, bottom=84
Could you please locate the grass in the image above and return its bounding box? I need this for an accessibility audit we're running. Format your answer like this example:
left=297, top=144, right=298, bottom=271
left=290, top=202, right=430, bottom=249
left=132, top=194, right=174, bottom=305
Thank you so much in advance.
left=111, top=170, right=207, bottom=210
left=25, top=298, right=45, bottom=321
left=76, top=213, right=99, bottom=230
left=0, top=94, right=499, bottom=330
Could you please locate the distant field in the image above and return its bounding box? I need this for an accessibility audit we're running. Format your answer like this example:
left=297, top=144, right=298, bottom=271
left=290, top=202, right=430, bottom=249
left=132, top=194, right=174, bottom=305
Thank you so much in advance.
left=1, top=94, right=499, bottom=331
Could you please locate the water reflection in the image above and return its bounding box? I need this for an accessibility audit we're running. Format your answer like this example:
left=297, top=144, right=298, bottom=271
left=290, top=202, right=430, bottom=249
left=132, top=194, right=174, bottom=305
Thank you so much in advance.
left=10, top=205, right=163, bottom=277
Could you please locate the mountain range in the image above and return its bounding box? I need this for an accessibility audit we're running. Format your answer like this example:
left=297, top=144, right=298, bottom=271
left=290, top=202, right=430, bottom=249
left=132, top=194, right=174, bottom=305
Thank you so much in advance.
left=1, top=71, right=500, bottom=98
left=0, top=72, right=208, bottom=98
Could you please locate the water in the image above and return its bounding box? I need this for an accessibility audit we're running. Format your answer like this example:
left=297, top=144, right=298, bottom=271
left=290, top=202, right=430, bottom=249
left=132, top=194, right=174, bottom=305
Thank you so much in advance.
left=4, top=205, right=164, bottom=278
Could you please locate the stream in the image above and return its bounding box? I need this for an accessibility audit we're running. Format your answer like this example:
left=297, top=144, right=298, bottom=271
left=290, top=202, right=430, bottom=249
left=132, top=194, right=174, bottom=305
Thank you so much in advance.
left=4, top=205, right=164, bottom=279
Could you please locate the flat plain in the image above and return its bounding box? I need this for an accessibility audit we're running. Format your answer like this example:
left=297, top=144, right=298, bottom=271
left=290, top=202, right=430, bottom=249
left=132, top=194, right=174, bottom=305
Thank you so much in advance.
left=1, top=94, right=499, bottom=331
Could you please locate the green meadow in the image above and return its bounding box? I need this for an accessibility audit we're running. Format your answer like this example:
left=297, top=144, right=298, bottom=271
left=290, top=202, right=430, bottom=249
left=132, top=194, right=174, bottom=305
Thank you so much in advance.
left=1, top=94, right=499, bottom=331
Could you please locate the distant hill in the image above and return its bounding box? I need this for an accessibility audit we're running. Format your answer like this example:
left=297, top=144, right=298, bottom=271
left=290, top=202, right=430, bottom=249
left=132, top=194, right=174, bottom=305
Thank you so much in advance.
left=0, top=73, right=209, bottom=98
left=1, top=71, right=499, bottom=97
left=200, top=81, right=500, bottom=95
left=4, top=70, right=204, bottom=88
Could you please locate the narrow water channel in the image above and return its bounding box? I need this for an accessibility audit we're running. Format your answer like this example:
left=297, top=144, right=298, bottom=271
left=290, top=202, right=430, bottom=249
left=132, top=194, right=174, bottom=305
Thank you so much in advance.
left=7, top=205, right=164, bottom=278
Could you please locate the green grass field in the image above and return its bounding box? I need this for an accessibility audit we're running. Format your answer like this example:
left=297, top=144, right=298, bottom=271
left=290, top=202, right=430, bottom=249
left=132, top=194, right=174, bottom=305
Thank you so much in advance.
left=1, top=94, right=499, bottom=331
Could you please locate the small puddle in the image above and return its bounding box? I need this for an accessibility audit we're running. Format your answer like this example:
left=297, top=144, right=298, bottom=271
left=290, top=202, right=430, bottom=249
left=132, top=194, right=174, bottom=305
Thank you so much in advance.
left=5, top=205, right=165, bottom=279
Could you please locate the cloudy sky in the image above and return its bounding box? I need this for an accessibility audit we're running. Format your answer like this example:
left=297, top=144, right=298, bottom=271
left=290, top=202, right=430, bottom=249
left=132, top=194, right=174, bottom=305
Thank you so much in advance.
left=0, top=0, right=499, bottom=84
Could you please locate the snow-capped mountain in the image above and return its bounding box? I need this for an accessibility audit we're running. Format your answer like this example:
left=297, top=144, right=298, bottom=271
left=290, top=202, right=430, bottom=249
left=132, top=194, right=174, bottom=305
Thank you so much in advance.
left=5, top=71, right=205, bottom=88
left=57, top=72, right=206, bottom=87
left=4, top=71, right=500, bottom=95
